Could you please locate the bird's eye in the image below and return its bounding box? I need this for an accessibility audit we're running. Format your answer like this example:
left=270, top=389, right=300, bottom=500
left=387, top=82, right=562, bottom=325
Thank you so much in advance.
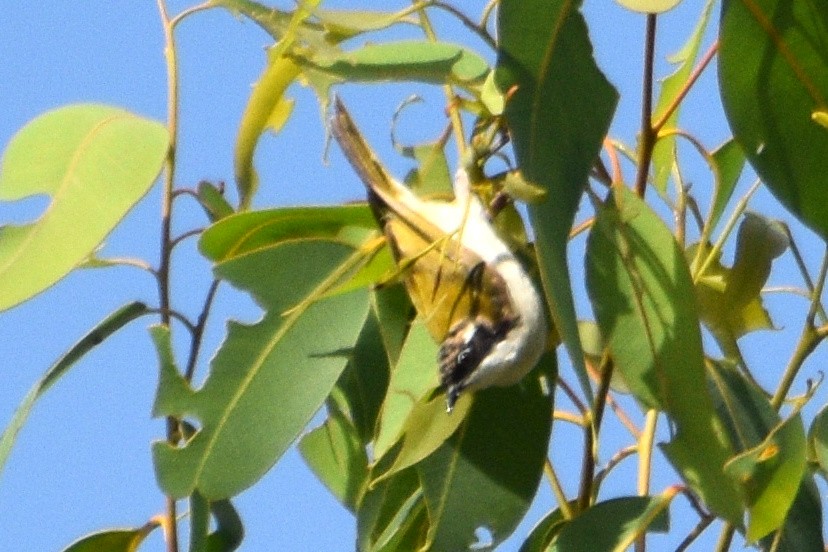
left=457, top=349, right=470, bottom=365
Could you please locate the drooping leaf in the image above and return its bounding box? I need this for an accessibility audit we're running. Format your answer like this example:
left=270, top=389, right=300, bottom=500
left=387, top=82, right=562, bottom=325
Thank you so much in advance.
left=719, top=0, right=828, bottom=239
left=0, top=105, right=168, bottom=310
left=0, top=302, right=148, bottom=478
left=189, top=492, right=244, bottom=552
left=549, top=494, right=671, bottom=552
left=196, top=181, right=234, bottom=222
left=651, top=0, right=714, bottom=193
left=585, top=186, right=741, bottom=523
left=199, top=204, right=376, bottom=262
left=708, top=360, right=813, bottom=544
left=373, top=322, right=440, bottom=460
left=496, top=0, right=618, bottom=402
left=292, top=41, right=490, bottom=92
left=61, top=522, right=160, bottom=552
left=299, top=410, right=369, bottom=512
left=152, top=240, right=371, bottom=499
left=417, top=356, right=555, bottom=551
left=693, top=212, right=787, bottom=359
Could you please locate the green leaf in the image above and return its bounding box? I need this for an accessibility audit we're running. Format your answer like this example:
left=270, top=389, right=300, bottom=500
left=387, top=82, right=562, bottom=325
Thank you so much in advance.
left=693, top=213, right=787, bottom=358
left=299, top=410, right=368, bottom=512
left=496, top=0, right=618, bottom=402
left=585, top=186, right=741, bottom=523
left=196, top=181, right=234, bottom=222
left=708, top=361, right=811, bottom=543
left=313, top=8, right=415, bottom=39
left=760, top=476, right=824, bottom=552
left=708, top=139, right=746, bottom=232
left=719, top=0, right=828, bottom=239
left=61, top=523, right=160, bottom=552
left=199, top=205, right=376, bottom=262
left=614, top=0, right=683, bottom=13
left=356, top=467, right=427, bottom=552
left=0, top=104, right=168, bottom=311
left=189, top=492, right=244, bottom=552
left=518, top=507, right=567, bottom=552
left=809, top=403, right=828, bottom=475
left=292, top=41, right=490, bottom=91
left=724, top=413, right=807, bottom=541
left=549, top=495, right=671, bottom=552
left=417, top=356, right=555, bottom=551
left=651, top=0, right=714, bottom=193
left=373, top=322, right=440, bottom=460
left=152, top=240, right=371, bottom=499
left=0, top=302, right=148, bottom=479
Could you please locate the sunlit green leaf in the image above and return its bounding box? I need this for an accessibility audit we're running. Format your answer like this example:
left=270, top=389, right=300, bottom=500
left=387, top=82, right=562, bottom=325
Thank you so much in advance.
left=152, top=240, right=371, bottom=499
left=719, top=0, right=828, bottom=239
left=549, top=495, right=671, bottom=551
left=651, top=0, right=713, bottom=192
left=615, top=0, right=683, bottom=13
left=373, top=323, right=440, bottom=460
left=299, top=410, right=368, bottom=511
left=708, top=139, right=746, bottom=232
left=0, top=302, right=148, bottom=478
left=61, top=522, right=159, bottom=552
left=496, top=0, right=618, bottom=403
left=0, top=104, right=168, bottom=310
left=586, top=186, right=741, bottom=523
left=292, top=41, right=490, bottom=91
left=760, top=477, right=824, bottom=552
left=313, top=8, right=415, bottom=39
left=199, top=205, right=376, bottom=262
left=809, top=403, right=828, bottom=475
left=417, top=356, right=555, bottom=550
left=693, top=213, right=787, bottom=359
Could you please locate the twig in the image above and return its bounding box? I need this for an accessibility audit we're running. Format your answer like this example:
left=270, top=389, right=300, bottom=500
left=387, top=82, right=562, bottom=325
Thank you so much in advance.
left=633, top=15, right=658, bottom=197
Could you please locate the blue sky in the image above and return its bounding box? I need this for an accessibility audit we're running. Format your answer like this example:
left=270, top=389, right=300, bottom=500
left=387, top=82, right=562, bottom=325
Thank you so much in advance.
left=1, top=1, right=825, bottom=550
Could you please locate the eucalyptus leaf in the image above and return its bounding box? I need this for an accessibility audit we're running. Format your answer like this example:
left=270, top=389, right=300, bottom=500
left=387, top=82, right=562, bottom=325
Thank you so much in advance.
left=585, top=186, right=741, bottom=523
left=417, top=356, right=555, bottom=551
left=0, top=302, right=148, bottom=478
left=549, top=495, right=671, bottom=552
left=719, top=0, right=828, bottom=239
left=614, top=0, right=683, bottom=13
left=809, top=403, right=828, bottom=475
left=0, top=104, right=168, bottom=310
left=356, top=467, right=427, bottom=552
left=61, top=523, right=159, bottom=552
left=651, top=0, right=713, bottom=193
left=152, top=240, right=371, bottom=499
left=189, top=492, right=244, bottom=552
left=708, top=139, right=746, bottom=232
left=496, top=0, right=618, bottom=402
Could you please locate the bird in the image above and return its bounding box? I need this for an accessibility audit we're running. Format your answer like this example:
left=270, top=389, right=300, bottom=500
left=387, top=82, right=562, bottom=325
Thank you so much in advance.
left=330, top=98, right=547, bottom=411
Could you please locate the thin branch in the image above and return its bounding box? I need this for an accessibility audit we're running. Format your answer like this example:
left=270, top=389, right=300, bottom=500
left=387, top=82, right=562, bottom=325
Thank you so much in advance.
left=652, top=40, right=719, bottom=133
left=675, top=514, right=715, bottom=552
left=634, top=15, right=658, bottom=197
left=170, top=227, right=206, bottom=249
left=183, top=280, right=221, bottom=382
left=544, top=459, right=574, bottom=520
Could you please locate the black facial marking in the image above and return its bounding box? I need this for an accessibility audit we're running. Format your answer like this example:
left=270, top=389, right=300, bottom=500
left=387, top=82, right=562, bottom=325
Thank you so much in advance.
left=438, top=316, right=515, bottom=411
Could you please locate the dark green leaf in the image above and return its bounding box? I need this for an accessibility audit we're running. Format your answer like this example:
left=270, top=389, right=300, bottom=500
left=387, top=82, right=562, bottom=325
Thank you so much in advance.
left=518, top=507, right=567, bottom=552
left=153, top=240, right=371, bottom=499
left=496, top=0, right=618, bottom=402
left=196, top=181, right=234, bottom=222
left=809, top=403, right=828, bottom=474
left=719, top=0, right=828, bottom=239
left=760, top=476, right=824, bottom=552
left=190, top=492, right=244, bottom=552
left=586, top=187, right=741, bottom=523
left=0, top=105, right=168, bottom=310
left=417, top=355, right=555, bottom=550
left=708, top=360, right=810, bottom=542
left=356, top=467, right=427, bottom=552
left=549, top=495, right=671, bottom=552
left=0, top=302, right=148, bottom=478
left=299, top=410, right=368, bottom=511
